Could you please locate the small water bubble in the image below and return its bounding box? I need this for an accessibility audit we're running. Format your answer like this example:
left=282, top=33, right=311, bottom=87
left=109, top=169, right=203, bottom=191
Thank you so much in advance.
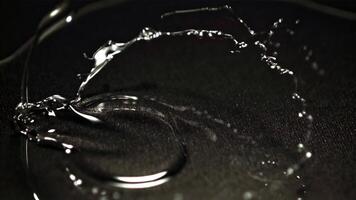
left=286, top=167, right=294, bottom=176
left=65, top=149, right=72, bottom=154
left=69, top=174, right=76, bottom=181
left=268, top=30, right=274, bottom=37
left=92, top=187, right=99, bottom=194
left=307, top=115, right=313, bottom=121
left=74, top=179, right=82, bottom=186
left=65, top=15, right=72, bottom=23
left=311, top=62, right=318, bottom=70
left=298, top=143, right=304, bottom=150
left=305, top=152, right=312, bottom=158
left=243, top=191, right=254, bottom=200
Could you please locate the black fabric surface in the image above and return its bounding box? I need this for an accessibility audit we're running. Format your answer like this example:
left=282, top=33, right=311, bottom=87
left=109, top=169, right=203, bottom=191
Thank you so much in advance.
left=0, top=0, right=355, bottom=200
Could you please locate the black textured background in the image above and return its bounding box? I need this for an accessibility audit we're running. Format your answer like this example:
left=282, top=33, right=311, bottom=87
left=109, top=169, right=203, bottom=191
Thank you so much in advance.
left=0, top=0, right=355, bottom=199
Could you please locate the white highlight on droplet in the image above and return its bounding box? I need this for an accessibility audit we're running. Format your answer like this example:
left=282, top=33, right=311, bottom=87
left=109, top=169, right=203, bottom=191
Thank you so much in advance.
left=114, top=171, right=167, bottom=183
left=49, top=8, right=60, bottom=17
left=47, top=129, right=56, bottom=133
left=65, top=15, right=72, bottom=23
left=306, top=152, right=312, bottom=158
left=33, top=193, right=40, bottom=200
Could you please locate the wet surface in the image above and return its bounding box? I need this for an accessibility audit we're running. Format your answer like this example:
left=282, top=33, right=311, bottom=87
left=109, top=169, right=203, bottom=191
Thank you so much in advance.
left=1, top=1, right=356, bottom=200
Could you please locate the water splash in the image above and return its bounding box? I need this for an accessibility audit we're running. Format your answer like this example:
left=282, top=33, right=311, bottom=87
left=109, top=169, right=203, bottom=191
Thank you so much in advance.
left=76, top=27, right=247, bottom=100
left=15, top=4, right=316, bottom=199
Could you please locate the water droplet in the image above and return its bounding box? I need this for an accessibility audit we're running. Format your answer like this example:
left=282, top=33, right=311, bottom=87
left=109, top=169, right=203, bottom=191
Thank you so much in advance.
left=65, top=15, right=72, bottom=23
